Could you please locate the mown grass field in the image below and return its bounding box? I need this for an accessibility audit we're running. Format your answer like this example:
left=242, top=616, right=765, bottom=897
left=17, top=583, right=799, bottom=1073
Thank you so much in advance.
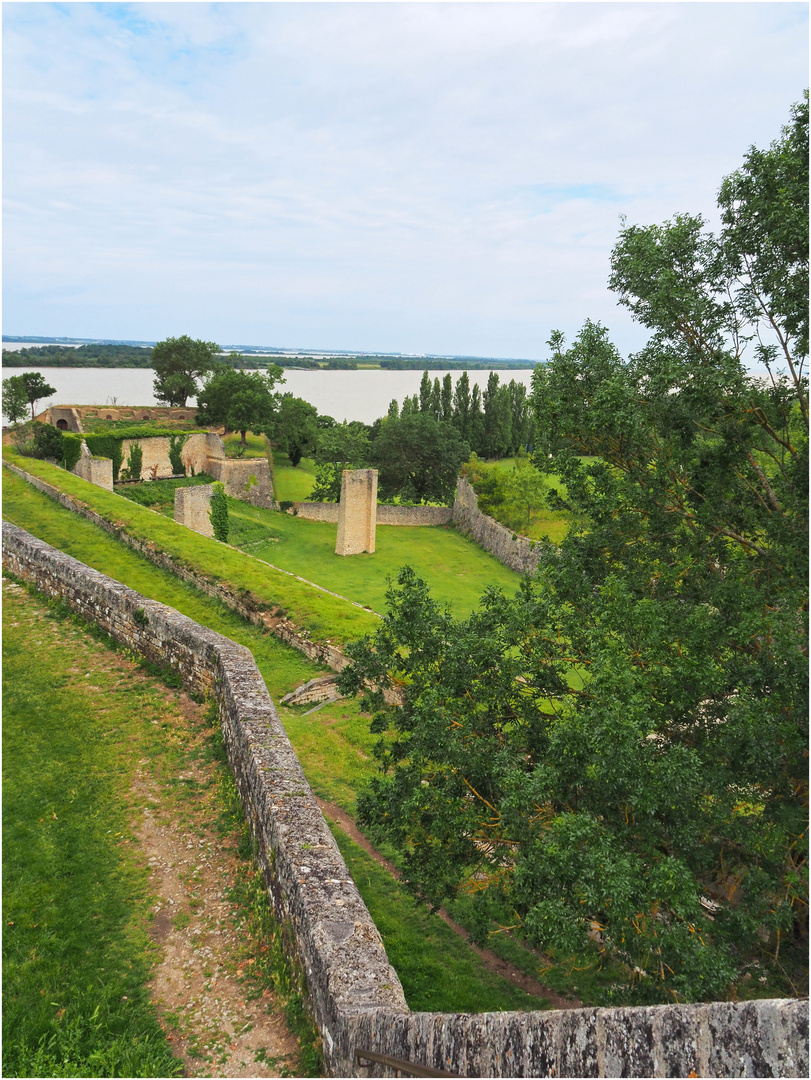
left=272, top=452, right=317, bottom=502
left=2, top=466, right=559, bottom=1013
left=226, top=499, right=522, bottom=617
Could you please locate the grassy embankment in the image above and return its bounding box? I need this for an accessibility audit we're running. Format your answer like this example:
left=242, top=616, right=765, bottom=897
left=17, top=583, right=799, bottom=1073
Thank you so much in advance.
left=2, top=463, right=554, bottom=1013
left=3, top=581, right=184, bottom=1077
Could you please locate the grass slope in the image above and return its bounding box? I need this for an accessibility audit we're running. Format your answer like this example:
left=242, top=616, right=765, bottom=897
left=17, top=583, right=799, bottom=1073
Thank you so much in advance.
left=3, top=449, right=379, bottom=645
left=2, top=583, right=183, bottom=1078
left=2, top=468, right=553, bottom=1013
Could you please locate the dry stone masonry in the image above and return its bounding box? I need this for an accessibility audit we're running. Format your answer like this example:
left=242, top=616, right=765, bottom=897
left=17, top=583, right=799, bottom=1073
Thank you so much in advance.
left=3, top=519, right=807, bottom=1078
left=336, top=469, right=378, bottom=555
left=174, top=483, right=215, bottom=537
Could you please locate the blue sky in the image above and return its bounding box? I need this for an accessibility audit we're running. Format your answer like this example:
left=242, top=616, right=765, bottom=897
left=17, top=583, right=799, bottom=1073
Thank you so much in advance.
left=3, top=1, right=808, bottom=359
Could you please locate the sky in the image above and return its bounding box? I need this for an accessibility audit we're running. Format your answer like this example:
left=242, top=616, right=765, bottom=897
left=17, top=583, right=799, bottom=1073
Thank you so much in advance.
left=3, top=1, right=808, bottom=360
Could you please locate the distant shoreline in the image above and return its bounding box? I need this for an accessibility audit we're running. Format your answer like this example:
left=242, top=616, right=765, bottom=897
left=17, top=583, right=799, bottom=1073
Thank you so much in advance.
left=2, top=337, right=539, bottom=371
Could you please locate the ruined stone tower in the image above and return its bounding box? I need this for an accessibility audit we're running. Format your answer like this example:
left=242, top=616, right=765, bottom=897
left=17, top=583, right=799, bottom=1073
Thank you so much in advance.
left=335, top=469, right=377, bottom=555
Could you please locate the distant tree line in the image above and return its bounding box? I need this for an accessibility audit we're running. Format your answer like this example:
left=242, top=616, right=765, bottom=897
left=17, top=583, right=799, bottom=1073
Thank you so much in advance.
left=3, top=344, right=153, bottom=367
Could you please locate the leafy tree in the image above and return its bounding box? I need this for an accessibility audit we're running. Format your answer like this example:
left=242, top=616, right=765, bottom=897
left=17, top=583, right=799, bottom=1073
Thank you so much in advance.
left=196, top=365, right=284, bottom=444
left=469, top=383, right=485, bottom=453
left=441, top=374, right=454, bottom=423
left=371, top=413, right=469, bottom=505
left=151, top=335, right=221, bottom=406
left=3, top=372, right=57, bottom=421
left=338, top=97, right=808, bottom=1004
left=2, top=375, right=29, bottom=424
left=272, top=393, right=319, bottom=467
left=310, top=421, right=371, bottom=501
left=429, top=378, right=442, bottom=420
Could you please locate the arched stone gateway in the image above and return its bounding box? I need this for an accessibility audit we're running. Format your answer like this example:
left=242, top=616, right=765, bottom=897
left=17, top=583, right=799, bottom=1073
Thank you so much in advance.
left=56, top=419, right=68, bottom=430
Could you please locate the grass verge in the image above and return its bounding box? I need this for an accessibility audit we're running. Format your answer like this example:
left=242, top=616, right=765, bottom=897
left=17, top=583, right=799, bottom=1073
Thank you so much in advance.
left=2, top=580, right=184, bottom=1078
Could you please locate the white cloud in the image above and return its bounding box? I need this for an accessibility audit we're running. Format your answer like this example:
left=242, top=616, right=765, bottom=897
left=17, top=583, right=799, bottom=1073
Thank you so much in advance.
left=3, top=2, right=807, bottom=357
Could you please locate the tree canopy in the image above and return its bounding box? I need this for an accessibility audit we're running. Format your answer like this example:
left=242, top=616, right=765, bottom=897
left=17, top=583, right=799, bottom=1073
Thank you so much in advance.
left=151, top=335, right=221, bottom=406
left=371, top=413, right=470, bottom=505
left=2, top=372, right=57, bottom=421
left=195, top=365, right=284, bottom=443
left=338, top=96, right=808, bottom=1004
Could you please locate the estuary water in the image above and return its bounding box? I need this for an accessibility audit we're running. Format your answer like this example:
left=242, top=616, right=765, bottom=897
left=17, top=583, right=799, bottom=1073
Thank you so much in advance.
left=2, top=365, right=536, bottom=426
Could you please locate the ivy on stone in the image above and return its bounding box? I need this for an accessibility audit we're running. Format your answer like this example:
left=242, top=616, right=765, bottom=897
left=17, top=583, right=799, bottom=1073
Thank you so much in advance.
left=209, top=482, right=229, bottom=543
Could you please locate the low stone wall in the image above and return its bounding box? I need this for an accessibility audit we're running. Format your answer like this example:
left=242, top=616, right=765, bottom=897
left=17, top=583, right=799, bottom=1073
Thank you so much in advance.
left=174, top=483, right=215, bottom=537
left=3, top=521, right=807, bottom=1078
left=452, top=476, right=541, bottom=575
left=293, top=502, right=452, bottom=526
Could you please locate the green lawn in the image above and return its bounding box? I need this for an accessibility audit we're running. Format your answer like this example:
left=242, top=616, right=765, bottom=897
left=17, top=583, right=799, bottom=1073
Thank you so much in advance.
left=227, top=499, right=523, bottom=617
left=2, top=582, right=184, bottom=1078
left=272, top=452, right=317, bottom=502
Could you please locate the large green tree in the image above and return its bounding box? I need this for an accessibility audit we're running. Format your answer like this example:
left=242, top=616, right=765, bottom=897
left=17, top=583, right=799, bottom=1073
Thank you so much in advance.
left=195, top=365, right=284, bottom=443
left=339, top=97, right=808, bottom=1004
left=309, top=422, right=371, bottom=501
left=371, top=413, right=469, bottom=505
left=151, top=335, right=221, bottom=406
left=272, top=393, right=319, bottom=467
left=2, top=372, right=57, bottom=421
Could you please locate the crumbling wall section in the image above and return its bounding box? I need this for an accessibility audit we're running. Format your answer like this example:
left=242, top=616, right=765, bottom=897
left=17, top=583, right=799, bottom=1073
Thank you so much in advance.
left=174, top=483, right=215, bottom=537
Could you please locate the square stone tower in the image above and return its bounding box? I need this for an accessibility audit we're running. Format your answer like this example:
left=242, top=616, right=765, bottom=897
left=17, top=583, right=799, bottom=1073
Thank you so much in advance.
left=335, top=469, right=378, bottom=555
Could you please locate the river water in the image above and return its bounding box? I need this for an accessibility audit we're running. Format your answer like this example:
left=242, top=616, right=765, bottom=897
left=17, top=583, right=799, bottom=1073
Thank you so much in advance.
left=1, top=364, right=536, bottom=426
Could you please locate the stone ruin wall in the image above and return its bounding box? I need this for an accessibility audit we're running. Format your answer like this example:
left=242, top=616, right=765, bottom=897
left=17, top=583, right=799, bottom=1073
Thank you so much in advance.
left=174, top=483, right=215, bottom=537
left=294, top=501, right=452, bottom=526
left=452, top=476, right=541, bottom=575
left=72, top=446, right=114, bottom=490
left=3, top=517, right=807, bottom=1079
left=336, top=469, right=378, bottom=555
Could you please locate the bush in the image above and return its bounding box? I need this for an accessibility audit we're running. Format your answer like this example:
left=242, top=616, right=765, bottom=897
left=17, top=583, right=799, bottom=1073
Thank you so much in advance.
left=11, top=422, right=67, bottom=464
left=209, top=482, right=229, bottom=542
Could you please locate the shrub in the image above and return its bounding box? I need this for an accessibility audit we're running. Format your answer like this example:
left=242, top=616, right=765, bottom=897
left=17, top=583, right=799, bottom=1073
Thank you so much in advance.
left=209, top=482, right=229, bottom=542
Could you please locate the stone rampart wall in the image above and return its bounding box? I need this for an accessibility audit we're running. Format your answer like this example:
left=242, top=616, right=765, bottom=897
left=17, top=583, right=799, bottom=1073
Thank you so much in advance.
left=3, top=516, right=807, bottom=1078
left=452, top=476, right=541, bottom=575
left=118, top=432, right=222, bottom=481
left=293, top=502, right=452, bottom=526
